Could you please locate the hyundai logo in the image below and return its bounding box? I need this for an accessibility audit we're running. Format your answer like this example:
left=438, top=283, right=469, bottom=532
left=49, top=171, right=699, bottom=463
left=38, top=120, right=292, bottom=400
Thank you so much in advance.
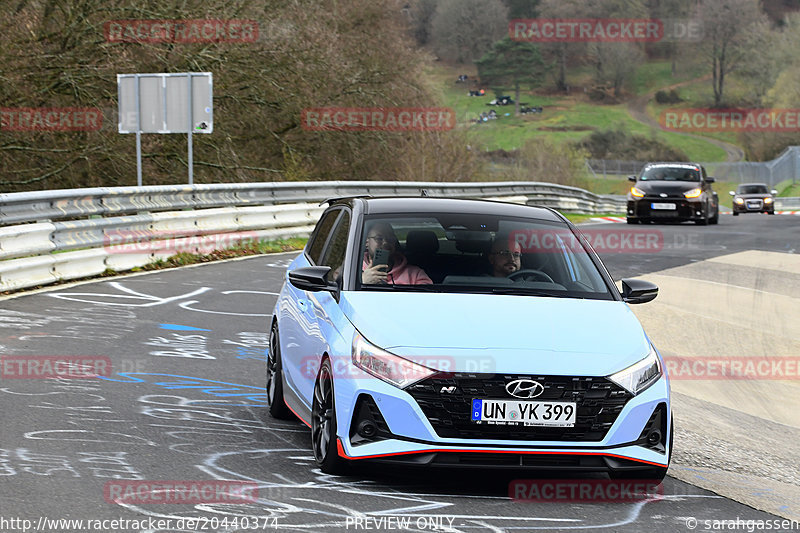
left=505, top=379, right=545, bottom=399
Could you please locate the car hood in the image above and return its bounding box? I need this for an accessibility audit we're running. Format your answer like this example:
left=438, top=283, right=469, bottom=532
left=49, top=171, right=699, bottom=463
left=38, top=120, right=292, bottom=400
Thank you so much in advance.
left=736, top=193, right=771, bottom=200
left=339, top=292, right=651, bottom=376
left=636, top=180, right=703, bottom=194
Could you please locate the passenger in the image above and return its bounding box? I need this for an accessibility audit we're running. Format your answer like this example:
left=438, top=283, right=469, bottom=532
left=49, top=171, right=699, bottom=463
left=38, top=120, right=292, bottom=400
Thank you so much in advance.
left=362, top=222, right=432, bottom=285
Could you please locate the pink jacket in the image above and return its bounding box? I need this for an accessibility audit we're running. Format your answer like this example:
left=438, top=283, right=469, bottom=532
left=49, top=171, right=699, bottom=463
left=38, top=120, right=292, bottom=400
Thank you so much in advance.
left=363, top=253, right=432, bottom=285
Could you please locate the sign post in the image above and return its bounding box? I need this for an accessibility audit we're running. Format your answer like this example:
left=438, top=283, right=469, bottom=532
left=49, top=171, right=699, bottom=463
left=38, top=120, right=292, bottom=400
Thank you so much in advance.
left=118, top=72, right=213, bottom=186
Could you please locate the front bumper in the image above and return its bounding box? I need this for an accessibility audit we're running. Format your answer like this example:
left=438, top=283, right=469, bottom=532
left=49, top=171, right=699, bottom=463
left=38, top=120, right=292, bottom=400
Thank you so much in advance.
left=733, top=199, right=773, bottom=213
left=334, top=369, right=671, bottom=471
left=627, top=198, right=706, bottom=221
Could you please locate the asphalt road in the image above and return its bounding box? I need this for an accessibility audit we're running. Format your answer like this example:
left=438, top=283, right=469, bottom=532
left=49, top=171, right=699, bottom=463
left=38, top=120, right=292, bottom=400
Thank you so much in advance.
left=0, top=214, right=797, bottom=532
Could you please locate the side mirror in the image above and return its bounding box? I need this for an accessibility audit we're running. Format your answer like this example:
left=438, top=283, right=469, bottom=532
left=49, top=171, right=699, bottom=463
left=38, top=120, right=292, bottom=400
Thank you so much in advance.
left=289, top=266, right=337, bottom=292
left=704, top=177, right=715, bottom=183
left=771, top=189, right=778, bottom=195
left=728, top=191, right=735, bottom=196
left=627, top=175, right=637, bottom=182
left=620, top=278, right=658, bottom=304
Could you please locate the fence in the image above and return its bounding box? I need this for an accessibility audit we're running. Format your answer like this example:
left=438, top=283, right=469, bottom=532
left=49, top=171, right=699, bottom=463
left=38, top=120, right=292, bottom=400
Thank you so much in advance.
left=0, top=181, right=626, bottom=292
left=587, top=146, right=800, bottom=188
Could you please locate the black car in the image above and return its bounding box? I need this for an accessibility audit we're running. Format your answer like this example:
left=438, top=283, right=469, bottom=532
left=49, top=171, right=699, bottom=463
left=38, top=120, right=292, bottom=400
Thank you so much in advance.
left=730, top=183, right=777, bottom=215
left=626, top=163, right=719, bottom=225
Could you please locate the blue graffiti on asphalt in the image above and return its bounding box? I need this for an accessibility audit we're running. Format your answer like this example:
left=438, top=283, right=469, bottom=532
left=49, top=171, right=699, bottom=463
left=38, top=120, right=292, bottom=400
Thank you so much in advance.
left=235, top=346, right=268, bottom=362
left=159, top=324, right=212, bottom=332
left=99, top=373, right=267, bottom=406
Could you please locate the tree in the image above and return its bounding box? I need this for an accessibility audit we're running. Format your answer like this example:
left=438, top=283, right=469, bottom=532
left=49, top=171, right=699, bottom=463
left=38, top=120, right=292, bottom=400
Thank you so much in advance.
left=430, top=0, right=509, bottom=63
left=538, top=0, right=591, bottom=92
left=588, top=42, right=645, bottom=98
left=502, top=0, right=541, bottom=19
left=475, top=37, right=546, bottom=115
left=406, top=0, right=438, bottom=46
left=646, top=0, right=694, bottom=75
left=0, top=0, right=483, bottom=190
left=694, top=0, right=770, bottom=106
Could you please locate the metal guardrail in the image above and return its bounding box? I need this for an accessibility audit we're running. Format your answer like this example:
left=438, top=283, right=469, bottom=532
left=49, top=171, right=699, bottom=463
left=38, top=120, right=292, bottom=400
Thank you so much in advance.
left=0, top=181, right=627, bottom=292
left=0, top=181, right=624, bottom=227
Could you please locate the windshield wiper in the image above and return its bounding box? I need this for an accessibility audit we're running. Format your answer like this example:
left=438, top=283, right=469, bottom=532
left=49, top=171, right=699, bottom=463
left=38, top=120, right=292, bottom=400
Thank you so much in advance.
left=360, top=284, right=441, bottom=292
left=490, top=287, right=570, bottom=298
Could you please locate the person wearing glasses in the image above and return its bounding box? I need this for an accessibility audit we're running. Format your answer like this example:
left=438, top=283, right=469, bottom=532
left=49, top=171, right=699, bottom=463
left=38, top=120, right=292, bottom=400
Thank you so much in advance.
left=487, top=236, right=522, bottom=278
left=362, top=221, right=433, bottom=285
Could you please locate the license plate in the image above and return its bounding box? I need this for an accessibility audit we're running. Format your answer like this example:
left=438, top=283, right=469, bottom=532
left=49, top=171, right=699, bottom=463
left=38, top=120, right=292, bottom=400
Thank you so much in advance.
left=651, top=203, right=676, bottom=210
left=471, top=399, right=576, bottom=427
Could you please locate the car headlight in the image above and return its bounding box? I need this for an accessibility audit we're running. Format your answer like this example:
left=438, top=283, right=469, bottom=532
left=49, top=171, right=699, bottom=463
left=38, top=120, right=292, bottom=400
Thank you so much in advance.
left=630, top=187, right=645, bottom=198
left=608, top=345, right=662, bottom=395
left=352, top=332, right=437, bottom=389
left=734, top=197, right=744, bottom=205
left=764, top=197, right=773, bottom=204
left=684, top=188, right=702, bottom=199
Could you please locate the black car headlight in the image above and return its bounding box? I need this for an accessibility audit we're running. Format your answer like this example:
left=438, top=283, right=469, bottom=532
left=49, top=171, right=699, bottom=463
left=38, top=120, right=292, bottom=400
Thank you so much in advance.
left=608, top=345, right=662, bottom=395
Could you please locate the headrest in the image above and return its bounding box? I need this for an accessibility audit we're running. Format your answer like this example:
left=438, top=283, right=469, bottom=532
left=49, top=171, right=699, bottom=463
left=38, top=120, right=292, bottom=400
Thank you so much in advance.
left=405, top=230, right=439, bottom=255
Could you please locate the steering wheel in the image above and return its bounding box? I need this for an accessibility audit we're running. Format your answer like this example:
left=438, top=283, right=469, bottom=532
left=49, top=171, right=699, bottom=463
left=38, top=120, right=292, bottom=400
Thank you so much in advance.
left=508, top=269, right=555, bottom=283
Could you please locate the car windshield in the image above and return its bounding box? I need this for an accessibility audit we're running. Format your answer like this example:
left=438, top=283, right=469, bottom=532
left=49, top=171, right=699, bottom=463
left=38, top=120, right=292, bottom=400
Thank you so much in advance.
left=355, top=213, right=614, bottom=300
left=737, top=185, right=769, bottom=194
left=640, top=166, right=701, bottom=182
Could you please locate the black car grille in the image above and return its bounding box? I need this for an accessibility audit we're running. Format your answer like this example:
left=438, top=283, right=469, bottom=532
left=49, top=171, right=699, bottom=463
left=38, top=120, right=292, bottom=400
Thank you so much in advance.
left=630, top=199, right=696, bottom=219
left=405, top=373, right=632, bottom=442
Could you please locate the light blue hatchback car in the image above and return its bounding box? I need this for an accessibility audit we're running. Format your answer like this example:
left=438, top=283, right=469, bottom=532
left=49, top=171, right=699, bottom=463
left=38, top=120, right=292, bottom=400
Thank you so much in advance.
left=268, top=197, right=671, bottom=479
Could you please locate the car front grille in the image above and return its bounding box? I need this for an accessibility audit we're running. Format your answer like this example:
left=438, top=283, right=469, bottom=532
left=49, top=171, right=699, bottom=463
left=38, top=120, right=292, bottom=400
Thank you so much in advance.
left=634, top=198, right=698, bottom=219
left=405, top=373, right=632, bottom=442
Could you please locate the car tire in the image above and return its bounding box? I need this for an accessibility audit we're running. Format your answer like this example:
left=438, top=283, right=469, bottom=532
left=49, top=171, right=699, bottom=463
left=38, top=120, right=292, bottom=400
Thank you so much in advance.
left=768, top=210, right=775, bottom=215
left=266, top=323, right=293, bottom=420
left=710, top=206, right=719, bottom=225
left=312, top=358, right=349, bottom=475
left=733, top=211, right=739, bottom=216
left=626, top=218, right=638, bottom=224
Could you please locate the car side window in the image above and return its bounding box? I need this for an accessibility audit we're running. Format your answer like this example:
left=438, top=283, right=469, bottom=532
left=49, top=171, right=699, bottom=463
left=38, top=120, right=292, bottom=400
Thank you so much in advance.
left=320, top=211, right=350, bottom=270
left=306, top=209, right=341, bottom=265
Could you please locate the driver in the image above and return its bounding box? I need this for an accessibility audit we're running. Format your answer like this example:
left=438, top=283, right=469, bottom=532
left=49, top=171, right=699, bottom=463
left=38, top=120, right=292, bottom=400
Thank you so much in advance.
left=487, top=237, right=522, bottom=277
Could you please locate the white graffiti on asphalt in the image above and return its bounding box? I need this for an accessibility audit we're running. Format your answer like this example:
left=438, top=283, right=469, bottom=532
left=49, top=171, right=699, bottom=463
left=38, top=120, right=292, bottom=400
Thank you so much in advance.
left=178, top=290, right=278, bottom=317
left=47, top=282, right=275, bottom=317
left=48, top=282, right=211, bottom=307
